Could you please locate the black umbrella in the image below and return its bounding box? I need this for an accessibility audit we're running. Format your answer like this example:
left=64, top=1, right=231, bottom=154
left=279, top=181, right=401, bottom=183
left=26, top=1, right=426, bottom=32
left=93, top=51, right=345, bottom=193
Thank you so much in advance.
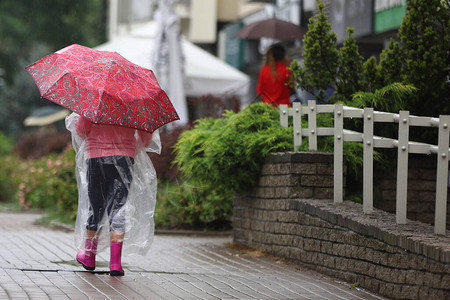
left=234, top=18, right=304, bottom=41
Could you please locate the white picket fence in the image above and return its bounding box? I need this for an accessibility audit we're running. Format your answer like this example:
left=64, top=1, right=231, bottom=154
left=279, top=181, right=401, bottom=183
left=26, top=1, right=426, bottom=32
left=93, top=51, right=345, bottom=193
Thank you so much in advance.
left=280, top=101, right=450, bottom=235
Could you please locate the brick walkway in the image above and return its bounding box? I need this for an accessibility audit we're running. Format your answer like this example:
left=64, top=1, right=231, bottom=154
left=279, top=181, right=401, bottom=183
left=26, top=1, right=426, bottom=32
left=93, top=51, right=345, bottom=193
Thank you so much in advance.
left=0, top=212, right=389, bottom=299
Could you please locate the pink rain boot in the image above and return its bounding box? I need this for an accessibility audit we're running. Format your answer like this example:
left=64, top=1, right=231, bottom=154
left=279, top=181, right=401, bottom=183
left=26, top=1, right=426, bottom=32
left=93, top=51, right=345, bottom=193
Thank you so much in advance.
left=110, top=240, right=124, bottom=276
left=76, top=238, right=97, bottom=271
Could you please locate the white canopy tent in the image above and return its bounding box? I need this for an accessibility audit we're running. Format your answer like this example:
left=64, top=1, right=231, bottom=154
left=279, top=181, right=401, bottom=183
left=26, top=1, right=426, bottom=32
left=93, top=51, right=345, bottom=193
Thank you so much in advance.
left=96, top=22, right=250, bottom=98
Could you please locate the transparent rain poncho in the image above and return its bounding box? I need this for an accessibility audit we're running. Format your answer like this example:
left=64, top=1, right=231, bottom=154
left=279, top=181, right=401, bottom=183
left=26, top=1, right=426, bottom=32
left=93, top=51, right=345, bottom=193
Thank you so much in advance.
left=66, top=113, right=161, bottom=256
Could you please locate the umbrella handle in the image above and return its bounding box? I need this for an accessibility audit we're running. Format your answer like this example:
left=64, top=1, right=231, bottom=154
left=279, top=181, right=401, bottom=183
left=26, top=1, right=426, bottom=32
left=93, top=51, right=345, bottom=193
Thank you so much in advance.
left=252, top=94, right=279, bottom=107
left=252, top=94, right=262, bottom=104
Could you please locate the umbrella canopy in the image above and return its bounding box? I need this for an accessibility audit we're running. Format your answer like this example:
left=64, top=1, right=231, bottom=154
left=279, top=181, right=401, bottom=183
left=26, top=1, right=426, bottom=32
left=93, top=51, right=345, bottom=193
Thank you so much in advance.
left=25, top=44, right=179, bottom=133
left=235, top=18, right=304, bottom=41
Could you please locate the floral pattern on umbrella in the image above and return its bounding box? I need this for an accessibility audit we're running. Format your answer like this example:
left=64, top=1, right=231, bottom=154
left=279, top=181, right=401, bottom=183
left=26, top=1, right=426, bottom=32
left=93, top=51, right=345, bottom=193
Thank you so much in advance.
left=26, top=44, right=179, bottom=133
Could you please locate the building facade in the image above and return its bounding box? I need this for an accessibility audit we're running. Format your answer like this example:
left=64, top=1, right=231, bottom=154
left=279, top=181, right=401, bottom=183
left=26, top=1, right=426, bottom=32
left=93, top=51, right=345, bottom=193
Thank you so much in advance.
left=106, top=0, right=407, bottom=102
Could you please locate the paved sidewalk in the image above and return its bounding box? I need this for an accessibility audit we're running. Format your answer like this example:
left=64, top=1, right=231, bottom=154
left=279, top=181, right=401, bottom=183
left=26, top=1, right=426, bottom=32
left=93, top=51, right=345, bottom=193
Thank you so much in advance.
left=0, top=212, right=388, bottom=299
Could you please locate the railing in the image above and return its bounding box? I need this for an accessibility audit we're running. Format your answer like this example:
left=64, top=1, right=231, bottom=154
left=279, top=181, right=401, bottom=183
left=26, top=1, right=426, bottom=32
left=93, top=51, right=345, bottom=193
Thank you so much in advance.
left=280, top=100, right=450, bottom=235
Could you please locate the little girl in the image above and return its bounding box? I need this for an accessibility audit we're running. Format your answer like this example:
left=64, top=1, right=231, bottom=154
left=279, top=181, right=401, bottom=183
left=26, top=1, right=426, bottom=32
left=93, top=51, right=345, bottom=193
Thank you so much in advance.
left=66, top=113, right=161, bottom=276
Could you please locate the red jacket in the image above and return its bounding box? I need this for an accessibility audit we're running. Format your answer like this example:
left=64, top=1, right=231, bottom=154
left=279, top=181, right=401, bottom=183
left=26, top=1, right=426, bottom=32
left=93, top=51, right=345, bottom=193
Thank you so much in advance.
left=256, top=62, right=292, bottom=107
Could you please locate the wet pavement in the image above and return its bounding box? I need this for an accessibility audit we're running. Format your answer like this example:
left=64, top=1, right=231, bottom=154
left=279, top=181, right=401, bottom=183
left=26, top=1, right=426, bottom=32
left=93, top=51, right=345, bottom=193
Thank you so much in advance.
left=0, top=212, right=388, bottom=299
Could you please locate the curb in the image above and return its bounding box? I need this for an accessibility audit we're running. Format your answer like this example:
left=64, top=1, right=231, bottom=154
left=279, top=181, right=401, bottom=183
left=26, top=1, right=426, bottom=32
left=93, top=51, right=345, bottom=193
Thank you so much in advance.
left=155, top=229, right=233, bottom=236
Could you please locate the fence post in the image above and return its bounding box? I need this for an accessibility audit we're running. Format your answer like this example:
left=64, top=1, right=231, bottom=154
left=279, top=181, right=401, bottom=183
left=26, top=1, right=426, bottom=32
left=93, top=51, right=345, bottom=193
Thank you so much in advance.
left=334, top=104, right=344, bottom=203
left=293, top=102, right=302, bottom=151
left=396, top=111, right=409, bottom=224
left=363, top=108, right=374, bottom=214
left=280, top=104, right=288, bottom=128
left=434, top=115, right=450, bottom=235
left=308, top=100, right=317, bottom=151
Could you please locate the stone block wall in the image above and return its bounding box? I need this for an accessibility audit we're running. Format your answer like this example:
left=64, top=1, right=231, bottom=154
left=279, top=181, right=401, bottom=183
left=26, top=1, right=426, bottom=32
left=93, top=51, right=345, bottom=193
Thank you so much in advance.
left=375, top=157, right=450, bottom=229
left=233, top=152, right=450, bottom=300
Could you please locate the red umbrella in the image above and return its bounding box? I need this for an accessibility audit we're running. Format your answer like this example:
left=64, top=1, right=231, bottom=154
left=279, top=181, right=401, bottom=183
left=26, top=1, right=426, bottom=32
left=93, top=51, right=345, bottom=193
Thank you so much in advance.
left=235, top=18, right=304, bottom=41
left=25, top=44, right=179, bottom=133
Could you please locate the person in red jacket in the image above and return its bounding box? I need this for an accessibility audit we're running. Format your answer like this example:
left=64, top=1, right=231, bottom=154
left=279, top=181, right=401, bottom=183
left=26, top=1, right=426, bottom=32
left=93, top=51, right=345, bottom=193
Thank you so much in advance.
left=256, top=44, right=293, bottom=107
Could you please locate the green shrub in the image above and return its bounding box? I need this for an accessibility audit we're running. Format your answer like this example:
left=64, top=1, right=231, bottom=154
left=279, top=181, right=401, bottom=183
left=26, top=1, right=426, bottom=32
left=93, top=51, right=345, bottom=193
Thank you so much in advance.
left=174, top=103, right=293, bottom=193
left=0, top=155, right=23, bottom=203
left=172, top=102, right=370, bottom=227
left=0, top=131, right=21, bottom=203
left=171, top=103, right=294, bottom=228
left=155, top=180, right=233, bottom=230
left=0, top=132, right=13, bottom=156
left=16, top=146, right=77, bottom=222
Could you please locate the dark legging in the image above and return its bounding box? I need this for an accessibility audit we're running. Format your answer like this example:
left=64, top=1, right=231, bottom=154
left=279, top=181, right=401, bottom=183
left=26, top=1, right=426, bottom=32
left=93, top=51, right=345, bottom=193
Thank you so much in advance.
left=86, top=156, right=134, bottom=232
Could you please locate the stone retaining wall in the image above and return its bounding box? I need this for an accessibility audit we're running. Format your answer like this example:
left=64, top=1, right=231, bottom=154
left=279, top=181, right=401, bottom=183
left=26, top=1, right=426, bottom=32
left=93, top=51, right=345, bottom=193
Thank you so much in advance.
left=233, top=152, right=450, bottom=300
left=375, top=157, right=450, bottom=228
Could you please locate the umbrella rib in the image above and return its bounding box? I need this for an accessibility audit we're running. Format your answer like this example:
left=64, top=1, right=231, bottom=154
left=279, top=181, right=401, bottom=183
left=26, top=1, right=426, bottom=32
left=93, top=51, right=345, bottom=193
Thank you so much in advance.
left=40, top=70, right=71, bottom=98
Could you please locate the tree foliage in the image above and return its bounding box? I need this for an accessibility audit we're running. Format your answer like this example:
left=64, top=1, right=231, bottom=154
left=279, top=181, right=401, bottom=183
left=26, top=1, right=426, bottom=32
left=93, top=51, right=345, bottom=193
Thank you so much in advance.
left=378, top=39, right=404, bottom=86
left=0, top=0, right=106, bottom=84
left=0, top=0, right=106, bottom=136
left=396, top=0, right=450, bottom=117
left=336, top=28, right=365, bottom=101
left=289, top=3, right=376, bottom=104
left=289, top=1, right=338, bottom=103
left=290, top=0, right=449, bottom=119
left=351, top=83, right=416, bottom=112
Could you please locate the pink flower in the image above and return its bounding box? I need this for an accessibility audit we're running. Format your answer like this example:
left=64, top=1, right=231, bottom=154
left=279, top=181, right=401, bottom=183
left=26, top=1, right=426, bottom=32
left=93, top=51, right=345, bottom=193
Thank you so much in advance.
left=46, top=160, right=53, bottom=168
left=55, top=160, right=62, bottom=167
left=38, top=167, right=44, bottom=173
left=19, top=193, right=26, bottom=206
left=29, top=167, right=36, bottom=173
left=19, top=183, right=25, bottom=190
